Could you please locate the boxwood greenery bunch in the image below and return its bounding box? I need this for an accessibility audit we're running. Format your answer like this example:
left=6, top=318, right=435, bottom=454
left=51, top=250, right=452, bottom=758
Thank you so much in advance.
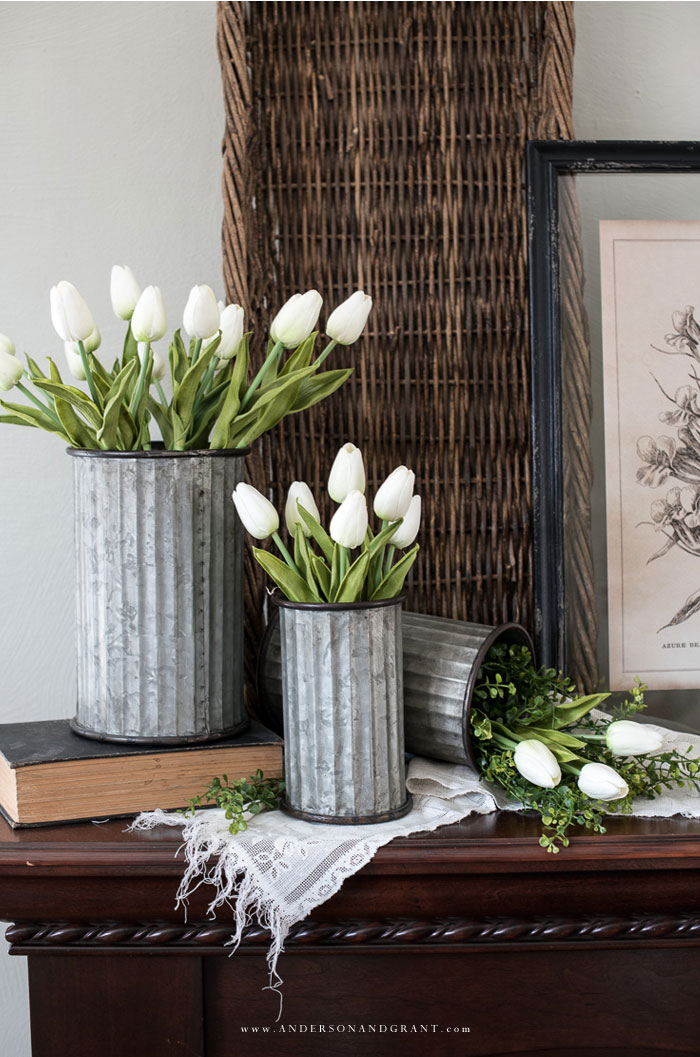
left=0, top=270, right=373, bottom=451
left=471, top=643, right=700, bottom=852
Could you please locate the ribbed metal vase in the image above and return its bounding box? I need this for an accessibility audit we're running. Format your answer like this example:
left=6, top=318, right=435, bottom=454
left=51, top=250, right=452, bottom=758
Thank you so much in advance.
left=275, top=595, right=411, bottom=824
left=259, top=611, right=532, bottom=768
left=69, top=448, right=250, bottom=744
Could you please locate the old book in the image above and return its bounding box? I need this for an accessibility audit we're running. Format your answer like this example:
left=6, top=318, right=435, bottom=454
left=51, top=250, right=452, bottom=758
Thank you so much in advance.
left=0, top=719, right=283, bottom=827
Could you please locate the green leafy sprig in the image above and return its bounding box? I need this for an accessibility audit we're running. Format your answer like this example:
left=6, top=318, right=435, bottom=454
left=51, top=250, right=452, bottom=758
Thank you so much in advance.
left=182, top=770, right=285, bottom=835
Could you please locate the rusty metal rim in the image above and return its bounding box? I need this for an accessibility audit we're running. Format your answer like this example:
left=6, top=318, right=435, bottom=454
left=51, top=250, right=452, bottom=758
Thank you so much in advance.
left=280, top=795, right=412, bottom=826
left=271, top=592, right=407, bottom=613
left=70, top=715, right=250, bottom=747
left=461, top=622, right=535, bottom=770
left=67, top=446, right=251, bottom=459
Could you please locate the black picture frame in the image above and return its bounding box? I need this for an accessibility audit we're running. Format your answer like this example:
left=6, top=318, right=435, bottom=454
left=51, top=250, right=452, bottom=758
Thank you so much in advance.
left=527, top=140, right=700, bottom=678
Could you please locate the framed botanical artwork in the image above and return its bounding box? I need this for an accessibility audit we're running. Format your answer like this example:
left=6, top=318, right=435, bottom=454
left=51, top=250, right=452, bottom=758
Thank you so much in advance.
left=527, top=141, right=700, bottom=722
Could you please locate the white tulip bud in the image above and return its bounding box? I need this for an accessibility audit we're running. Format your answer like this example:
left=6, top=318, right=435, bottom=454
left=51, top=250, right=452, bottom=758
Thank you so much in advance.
left=0, top=333, right=16, bottom=358
left=50, top=281, right=96, bottom=343
left=577, top=762, right=629, bottom=801
left=232, top=482, right=279, bottom=540
left=151, top=351, right=167, bottom=382
left=110, top=265, right=142, bottom=320
left=183, top=284, right=221, bottom=340
left=329, top=490, right=368, bottom=549
left=64, top=342, right=86, bottom=380
left=605, top=720, right=663, bottom=757
left=513, top=739, right=561, bottom=789
left=83, top=327, right=101, bottom=354
left=131, top=286, right=167, bottom=342
left=270, top=290, right=323, bottom=348
left=326, top=290, right=373, bottom=345
left=206, top=303, right=244, bottom=360
left=390, top=494, right=421, bottom=549
left=0, top=347, right=23, bottom=392
left=285, top=481, right=321, bottom=537
left=328, top=443, right=366, bottom=503
left=373, top=465, right=415, bottom=521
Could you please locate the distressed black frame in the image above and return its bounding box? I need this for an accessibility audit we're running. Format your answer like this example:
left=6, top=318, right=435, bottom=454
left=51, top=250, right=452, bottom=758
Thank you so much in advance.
left=527, top=140, right=700, bottom=673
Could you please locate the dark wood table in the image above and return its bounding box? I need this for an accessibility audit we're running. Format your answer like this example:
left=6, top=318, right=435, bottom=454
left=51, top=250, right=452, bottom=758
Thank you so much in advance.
left=1, top=810, right=700, bottom=1057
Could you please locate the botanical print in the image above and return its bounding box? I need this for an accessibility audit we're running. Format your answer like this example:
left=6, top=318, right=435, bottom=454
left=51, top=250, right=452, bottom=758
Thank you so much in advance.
left=601, top=220, right=700, bottom=690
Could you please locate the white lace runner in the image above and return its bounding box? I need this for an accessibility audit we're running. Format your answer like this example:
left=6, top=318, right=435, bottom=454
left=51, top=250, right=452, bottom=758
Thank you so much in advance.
left=130, top=723, right=700, bottom=999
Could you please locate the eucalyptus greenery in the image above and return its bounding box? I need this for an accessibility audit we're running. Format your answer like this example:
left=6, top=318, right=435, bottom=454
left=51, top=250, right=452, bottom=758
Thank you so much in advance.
left=0, top=327, right=351, bottom=452
left=471, top=644, right=700, bottom=853
left=182, top=770, right=285, bottom=835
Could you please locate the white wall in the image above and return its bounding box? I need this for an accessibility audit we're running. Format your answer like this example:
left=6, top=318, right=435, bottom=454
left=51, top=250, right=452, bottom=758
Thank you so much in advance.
left=0, top=3, right=223, bottom=1053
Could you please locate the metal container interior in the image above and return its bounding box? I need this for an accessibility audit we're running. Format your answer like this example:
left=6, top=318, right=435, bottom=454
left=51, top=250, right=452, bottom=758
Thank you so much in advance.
left=258, top=610, right=533, bottom=768
left=69, top=447, right=250, bottom=745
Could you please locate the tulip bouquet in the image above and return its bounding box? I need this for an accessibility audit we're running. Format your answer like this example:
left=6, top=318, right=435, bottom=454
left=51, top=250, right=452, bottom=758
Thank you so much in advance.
left=0, top=268, right=372, bottom=451
left=232, top=443, right=421, bottom=603
left=471, top=644, right=700, bottom=852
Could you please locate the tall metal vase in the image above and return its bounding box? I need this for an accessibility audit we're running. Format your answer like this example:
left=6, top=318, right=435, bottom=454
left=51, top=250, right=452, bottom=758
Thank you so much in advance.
left=275, top=595, right=411, bottom=824
left=69, top=448, right=249, bottom=744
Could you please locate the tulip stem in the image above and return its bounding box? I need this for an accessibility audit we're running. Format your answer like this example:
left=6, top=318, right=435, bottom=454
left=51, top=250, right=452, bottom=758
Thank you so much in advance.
left=191, top=338, right=203, bottom=364
left=192, top=357, right=219, bottom=417
left=129, top=343, right=152, bottom=421
left=339, top=546, right=349, bottom=581
left=154, top=380, right=168, bottom=408
left=384, top=544, right=396, bottom=578
left=272, top=531, right=301, bottom=576
left=16, top=382, right=62, bottom=427
left=314, top=338, right=337, bottom=368
left=239, top=341, right=283, bottom=412
left=77, top=341, right=101, bottom=408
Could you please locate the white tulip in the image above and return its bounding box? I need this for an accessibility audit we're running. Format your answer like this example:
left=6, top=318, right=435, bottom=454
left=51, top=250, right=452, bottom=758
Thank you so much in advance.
left=110, top=265, right=141, bottom=320
left=131, top=286, right=167, bottom=342
left=513, top=739, right=561, bottom=789
left=0, top=348, right=23, bottom=391
left=329, top=490, right=368, bottom=549
left=326, top=290, right=373, bottom=345
left=183, top=284, right=221, bottom=340
left=206, top=303, right=244, bottom=360
left=0, top=333, right=16, bottom=358
left=84, top=327, right=101, bottom=354
left=285, top=481, right=321, bottom=537
left=577, top=762, right=629, bottom=801
left=232, top=482, right=279, bottom=540
left=373, top=465, right=415, bottom=521
left=64, top=342, right=86, bottom=380
left=605, top=720, right=663, bottom=757
left=270, top=290, right=323, bottom=348
left=328, top=443, right=366, bottom=503
left=50, top=281, right=96, bottom=343
left=151, top=351, right=167, bottom=382
left=389, top=494, right=421, bottom=549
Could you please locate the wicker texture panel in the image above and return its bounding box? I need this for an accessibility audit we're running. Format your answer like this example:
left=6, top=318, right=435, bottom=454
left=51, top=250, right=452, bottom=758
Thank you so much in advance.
left=217, top=1, right=576, bottom=694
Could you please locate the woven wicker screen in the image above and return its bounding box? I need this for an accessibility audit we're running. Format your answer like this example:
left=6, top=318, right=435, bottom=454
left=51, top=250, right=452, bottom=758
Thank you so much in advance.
left=217, top=1, right=576, bottom=694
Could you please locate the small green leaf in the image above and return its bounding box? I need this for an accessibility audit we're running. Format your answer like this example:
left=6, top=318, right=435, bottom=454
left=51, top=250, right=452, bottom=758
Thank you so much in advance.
left=96, top=360, right=138, bottom=449
left=0, top=401, right=68, bottom=439
left=296, top=503, right=334, bottom=564
left=33, top=379, right=102, bottom=429
left=210, top=336, right=250, bottom=449
left=252, top=548, right=319, bottom=603
left=310, top=554, right=331, bottom=599
left=370, top=544, right=419, bottom=600
left=279, top=331, right=317, bottom=377
left=169, top=329, right=189, bottom=385
left=333, top=551, right=370, bottom=603
left=292, top=368, right=353, bottom=413
left=172, top=343, right=218, bottom=435
left=552, top=694, right=610, bottom=729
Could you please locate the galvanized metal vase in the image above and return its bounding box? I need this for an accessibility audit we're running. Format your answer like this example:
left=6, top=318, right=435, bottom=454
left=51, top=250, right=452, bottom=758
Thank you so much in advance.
left=274, top=594, right=411, bottom=824
left=259, top=611, right=532, bottom=768
left=69, top=448, right=250, bottom=744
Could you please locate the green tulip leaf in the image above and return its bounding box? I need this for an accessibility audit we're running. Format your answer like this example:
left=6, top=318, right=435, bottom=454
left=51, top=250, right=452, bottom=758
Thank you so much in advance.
left=295, top=504, right=334, bottom=564
left=97, top=360, right=139, bottom=449
left=172, top=343, right=218, bottom=433
left=0, top=401, right=68, bottom=440
left=370, top=543, right=419, bottom=600
left=310, top=554, right=331, bottom=600
left=122, top=324, right=139, bottom=369
left=514, top=727, right=587, bottom=750
left=551, top=694, right=610, bottom=729
left=294, top=529, right=324, bottom=601
left=252, top=548, right=319, bottom=603
left=279, top=332, right=317, bottom=377
left=210, top=336, right=249, bottom=449
left=147, top=396, right=173, bottom=449
left=291, top=368, right=353, bottom=413
left=367, top=517, right=402, bottom=558
left=33, top=379, right=102, bottom=430
left=333, top=551, right=370, bottom=604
